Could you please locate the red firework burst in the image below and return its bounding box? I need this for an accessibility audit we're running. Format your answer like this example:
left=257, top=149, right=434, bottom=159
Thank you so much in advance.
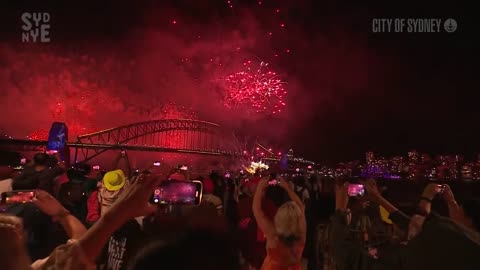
left=222, top=61, right=287, bottom=114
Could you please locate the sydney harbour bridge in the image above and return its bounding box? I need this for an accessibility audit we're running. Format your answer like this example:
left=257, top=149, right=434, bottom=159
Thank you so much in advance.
left=0, top=119, right=245, bottom=164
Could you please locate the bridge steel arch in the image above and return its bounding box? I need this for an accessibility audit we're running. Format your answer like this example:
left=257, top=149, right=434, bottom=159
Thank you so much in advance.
left=74, top=119, right=235, bottom=163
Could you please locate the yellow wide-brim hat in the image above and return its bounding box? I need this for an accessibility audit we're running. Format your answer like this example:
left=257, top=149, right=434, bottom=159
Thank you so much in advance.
left=379, top=205, right=393, bottom=225
left=103, top=169, right=126, bottom=191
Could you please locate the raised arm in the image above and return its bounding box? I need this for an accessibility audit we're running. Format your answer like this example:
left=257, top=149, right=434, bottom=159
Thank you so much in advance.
left=278, top=177, right=307, bottom=238
left=33, top=190, right=86, bottom=239
left=442, top=185, right=463, bottom=223
left=362, top=179, right=398, bottom=214
left=329, top=181, right=377, bottom=269
left=112, top=151, right=132, bottom=177
left=278, top=176, right=304, bottom=211
left=362, top=178, right=411, bottom=232
left=252, top=177, right=276, bottom=238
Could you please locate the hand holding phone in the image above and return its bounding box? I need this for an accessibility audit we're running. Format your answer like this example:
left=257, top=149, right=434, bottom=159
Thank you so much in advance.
left=32, top=190, right=68, bottom=217
left=437, top=184, right=446, bottom=194
left=268, top=179, right=280, bottom=185
left=441, top=184, right=455, bottom=203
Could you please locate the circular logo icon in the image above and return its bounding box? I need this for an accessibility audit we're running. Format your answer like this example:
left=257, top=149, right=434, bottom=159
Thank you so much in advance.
left=444, top=18, right=457, bottom=33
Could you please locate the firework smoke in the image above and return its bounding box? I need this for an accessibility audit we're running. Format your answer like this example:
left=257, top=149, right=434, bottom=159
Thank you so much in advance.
left=0, top=2, right=375, bottom=163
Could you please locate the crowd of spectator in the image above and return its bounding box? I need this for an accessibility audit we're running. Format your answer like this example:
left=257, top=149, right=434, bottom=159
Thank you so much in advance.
left=0, top=149, right=479, bottom=270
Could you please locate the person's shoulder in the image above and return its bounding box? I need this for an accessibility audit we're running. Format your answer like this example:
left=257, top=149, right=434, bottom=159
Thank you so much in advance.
left=210, top=194, right=222, bottom=205
left=84, top=178, right=98, bottom=188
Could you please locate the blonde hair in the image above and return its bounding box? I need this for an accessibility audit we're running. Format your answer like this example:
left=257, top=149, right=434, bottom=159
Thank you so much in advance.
left=274, top=201, right=304, bottom=239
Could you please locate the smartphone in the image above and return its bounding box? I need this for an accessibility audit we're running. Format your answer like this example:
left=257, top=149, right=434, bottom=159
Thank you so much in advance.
left=153, top=161, right=161, bottom=166
left=180, top=165, right=188, bottom=171
left=437, top=184, right=446, bottom=194
left=93, top=165, right=100, bottom=170
left=150, top=180, right=202, bottom=205
left=1, top=190, right=36, bottom=204
left=268, top=179, right=280, bottom=185
left=347, top=184, right=365, bottom=197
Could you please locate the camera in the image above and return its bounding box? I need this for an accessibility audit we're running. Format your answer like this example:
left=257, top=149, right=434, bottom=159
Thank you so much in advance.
left=437, top=184, right=446, bottom=194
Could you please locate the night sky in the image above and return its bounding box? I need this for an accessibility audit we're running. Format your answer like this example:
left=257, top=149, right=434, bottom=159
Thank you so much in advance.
left=0, top=0, right=476, bottom=164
